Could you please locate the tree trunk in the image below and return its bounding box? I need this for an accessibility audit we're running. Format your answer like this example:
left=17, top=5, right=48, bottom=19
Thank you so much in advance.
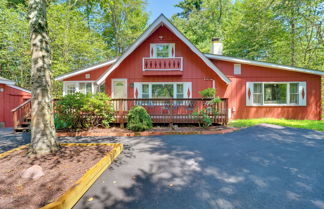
left=28, top=0, right=59, bottom=155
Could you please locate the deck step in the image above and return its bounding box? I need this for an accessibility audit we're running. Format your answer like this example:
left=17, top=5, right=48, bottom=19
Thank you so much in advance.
left=14, top=127, right=30, bottom=132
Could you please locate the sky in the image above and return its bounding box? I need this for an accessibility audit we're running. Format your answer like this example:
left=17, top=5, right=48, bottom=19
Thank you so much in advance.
left=146, top=0, right=182, bottom=24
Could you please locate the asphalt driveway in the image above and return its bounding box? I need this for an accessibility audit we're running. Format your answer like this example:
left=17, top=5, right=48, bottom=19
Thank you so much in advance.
left=1, top=125, right=324, bottom=209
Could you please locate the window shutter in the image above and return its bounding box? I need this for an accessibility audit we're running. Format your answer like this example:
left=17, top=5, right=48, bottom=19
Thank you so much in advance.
left=246, top=82, right=254, bottom=106
left=183, top=82, right=192, bottom=98
left=150, top=44, right=155, bottom=58
left=298, top=82, right=306, bottom=106
left=170, top=44, right=175, bottom=57
left=134, top=82, right=142, bottom=98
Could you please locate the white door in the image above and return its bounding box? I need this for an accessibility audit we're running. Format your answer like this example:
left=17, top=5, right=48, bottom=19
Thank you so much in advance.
left=112, top=79, right=127, bottom=111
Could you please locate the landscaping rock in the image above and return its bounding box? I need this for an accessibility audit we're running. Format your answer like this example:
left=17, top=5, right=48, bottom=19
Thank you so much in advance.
left=21, top=165, right=44, bottom=180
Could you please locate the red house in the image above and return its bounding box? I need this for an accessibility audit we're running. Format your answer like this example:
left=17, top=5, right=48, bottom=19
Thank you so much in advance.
left=55, top=14, right=323, bottom=121
left=0, top=76, right=31, bottom=127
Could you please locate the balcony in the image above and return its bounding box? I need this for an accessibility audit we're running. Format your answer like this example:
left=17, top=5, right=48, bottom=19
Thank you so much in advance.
left=142, top=57, right=183, bottom=76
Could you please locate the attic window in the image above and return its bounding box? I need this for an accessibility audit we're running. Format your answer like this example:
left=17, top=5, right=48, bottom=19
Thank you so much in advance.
left=85, top=74, right=91, bottom=79
left=150, top=43, right=175, bottom=58
left=234, top=64, right=241, bottom=75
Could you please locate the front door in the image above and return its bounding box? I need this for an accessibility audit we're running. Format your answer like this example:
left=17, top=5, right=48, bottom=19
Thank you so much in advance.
left=112, top=79, right=127, bottom=111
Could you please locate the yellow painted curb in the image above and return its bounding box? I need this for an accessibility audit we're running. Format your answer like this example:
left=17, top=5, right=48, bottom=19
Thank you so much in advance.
left=0, top=144, right=28, bottom=158
left=0, top=143, right=123, bottom=209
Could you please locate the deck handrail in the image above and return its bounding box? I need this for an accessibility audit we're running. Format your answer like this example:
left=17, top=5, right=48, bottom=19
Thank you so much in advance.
left=12, top=98, right=32, bottom=130
left=11, top=98, right=32, bottom=112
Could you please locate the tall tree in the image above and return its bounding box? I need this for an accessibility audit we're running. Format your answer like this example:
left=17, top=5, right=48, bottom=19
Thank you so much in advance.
left=28, top=0, right=59, bottom=155
left=0, top=0, right=30, bottom=88
left=99, top=0, right=148, bottom=56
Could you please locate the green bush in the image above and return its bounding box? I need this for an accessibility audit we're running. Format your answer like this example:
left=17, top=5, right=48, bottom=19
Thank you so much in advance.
left=199, top=88, right=216, bottom=98
left=127, top=106, right=152, bottom=132
left=193, top=109, right=213, bottom=128
left=55, top=93, right=114, bottom=130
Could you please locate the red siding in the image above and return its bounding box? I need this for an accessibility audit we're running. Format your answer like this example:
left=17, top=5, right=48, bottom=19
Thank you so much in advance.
left=64, top=65, right=112, bottom=81
left=0, top=84, right=31, bottom=127
left=105, top=26, right=226, bottom=98
left=211, top=60, right=322, bottom=120
left=65, top=24, right=322, bottom=121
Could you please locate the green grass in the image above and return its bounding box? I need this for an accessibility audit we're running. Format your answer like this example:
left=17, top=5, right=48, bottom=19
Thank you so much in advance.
left=229, top=118, right=324, bottom=131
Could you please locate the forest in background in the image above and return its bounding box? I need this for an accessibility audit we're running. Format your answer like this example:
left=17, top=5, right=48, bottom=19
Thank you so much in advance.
left=0, top=0, right=323, bottom=97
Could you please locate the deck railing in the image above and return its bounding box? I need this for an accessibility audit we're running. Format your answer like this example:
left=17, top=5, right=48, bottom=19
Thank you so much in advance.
left=12, top=97, right=228, bottom=130
left=12, top=98, right=32, bottom=130
left=110, top=98, right=228, bottom=125
left=143, top=57, right=183, bottom=71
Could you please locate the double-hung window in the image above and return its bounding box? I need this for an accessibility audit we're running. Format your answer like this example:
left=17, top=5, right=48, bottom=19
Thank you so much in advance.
left=246, top=82, right=306, bottom=106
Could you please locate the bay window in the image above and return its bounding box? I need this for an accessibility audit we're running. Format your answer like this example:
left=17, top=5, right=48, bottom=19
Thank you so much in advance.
left=246, top=82, right=306, bottom=106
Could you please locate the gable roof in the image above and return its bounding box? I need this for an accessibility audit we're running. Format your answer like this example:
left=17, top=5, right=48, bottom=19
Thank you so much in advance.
left=205, top=54, right=324, bottom=76
left=55, top=58, right=117, bottom=81
left=0, top=76, right=15, bottom=85
left=96, top=14, right=231, bottom=85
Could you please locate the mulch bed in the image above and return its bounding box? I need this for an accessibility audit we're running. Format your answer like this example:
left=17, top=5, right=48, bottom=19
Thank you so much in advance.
left=57, top=125, right=238, bottom=137
left=0, top=145, right=112, bottom=209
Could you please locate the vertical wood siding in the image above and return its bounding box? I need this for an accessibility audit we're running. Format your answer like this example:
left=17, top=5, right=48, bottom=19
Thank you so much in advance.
left=0, top=85, right=31, bottom=127
left=211, top=60, right=322, bottom=120
left=106, top=26, right=225, bottom=99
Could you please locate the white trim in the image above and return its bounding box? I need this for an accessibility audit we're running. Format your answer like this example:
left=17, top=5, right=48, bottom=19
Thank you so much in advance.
left=63, top=81, right=96, bottom=96
left=150, top=43, right=175, bottom=58
left=111, top=79, right=128, bottom=98
left=96, top=14, right=230, bottom=85
left=7, top=85, right=31, bottom=94
left=0, top=80, right=15, bottom=85
left=247, top=81, right=306, bottom=106
left=206, top=54, right=324, bottom=76
left=55, top=58, right=117, bottom=81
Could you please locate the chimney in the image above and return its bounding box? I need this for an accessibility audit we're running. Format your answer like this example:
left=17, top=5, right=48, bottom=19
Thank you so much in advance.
left=211, top=37, right=223, bottom=55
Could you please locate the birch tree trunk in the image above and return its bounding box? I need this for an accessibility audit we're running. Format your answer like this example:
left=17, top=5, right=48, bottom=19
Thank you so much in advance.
left=28, top=0, right=59, bottom=155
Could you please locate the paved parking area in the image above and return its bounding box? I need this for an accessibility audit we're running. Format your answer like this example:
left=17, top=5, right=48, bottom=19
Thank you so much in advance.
left=1, top=125, right=324, bottom=209
left=0, top=128, right=30, bottom=153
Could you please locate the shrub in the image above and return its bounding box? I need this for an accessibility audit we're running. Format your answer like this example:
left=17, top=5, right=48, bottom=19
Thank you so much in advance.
left=199, top=88, right=216, bottom=98
left=55, top=93, right=114, bottom=130
left=192, top=109, right=213, bottom=128
left=127, top=106, right=152, bottom=132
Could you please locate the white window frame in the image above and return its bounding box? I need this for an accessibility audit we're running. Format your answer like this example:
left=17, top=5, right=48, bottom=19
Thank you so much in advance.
left=150, top=43, right=175, bottom=58
left=111, top=79, right=128, bottom=99
left=247, top=81, right=306, bottom=106
left=234, top=64, right=241, bottom=75
left=63, top=81, right=96, bottom=96
left=139, top=82, right=191, bottom=99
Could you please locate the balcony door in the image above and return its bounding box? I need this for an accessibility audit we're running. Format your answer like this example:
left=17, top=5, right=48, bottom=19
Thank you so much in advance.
left=112, top=79, right=127, bottom=111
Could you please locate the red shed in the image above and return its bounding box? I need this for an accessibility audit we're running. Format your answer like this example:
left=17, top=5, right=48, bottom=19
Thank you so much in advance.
left=55, top=14, right=323, bottom=121
left=0, top=76, right=31, bottom=127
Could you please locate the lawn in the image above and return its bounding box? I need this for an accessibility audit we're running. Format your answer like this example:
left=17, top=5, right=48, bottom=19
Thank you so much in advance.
left=229, top=118, right=324, bottom=131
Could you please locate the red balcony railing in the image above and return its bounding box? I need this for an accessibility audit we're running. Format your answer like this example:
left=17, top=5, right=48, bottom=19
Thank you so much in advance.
left=143, top=57, right=183, bottom=71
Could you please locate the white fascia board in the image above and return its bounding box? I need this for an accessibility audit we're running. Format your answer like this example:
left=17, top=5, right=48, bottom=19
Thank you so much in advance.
left=205, top=54, right=324, bottom=76
left=96, top=14, right=231, bottom=85
left=7, top=85, right=31, bottom=94
left=0, top=80, right=15, bottom=85
left=55, top=58, right=118, bottom=81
